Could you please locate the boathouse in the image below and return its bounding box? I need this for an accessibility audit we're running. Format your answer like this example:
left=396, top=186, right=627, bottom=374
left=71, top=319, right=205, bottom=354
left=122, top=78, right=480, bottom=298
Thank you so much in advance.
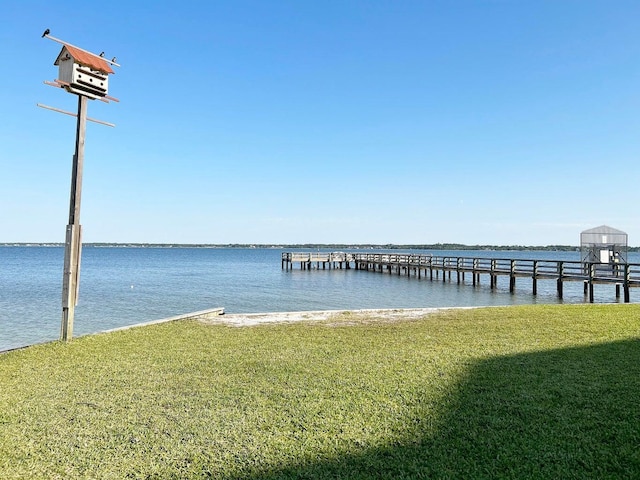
left=580, top=225, right=628, bottom=266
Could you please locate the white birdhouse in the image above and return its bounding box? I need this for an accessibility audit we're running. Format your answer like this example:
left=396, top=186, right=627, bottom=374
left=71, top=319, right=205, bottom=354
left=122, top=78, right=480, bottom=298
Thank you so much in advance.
left=54, top=45, right=114, bottom=100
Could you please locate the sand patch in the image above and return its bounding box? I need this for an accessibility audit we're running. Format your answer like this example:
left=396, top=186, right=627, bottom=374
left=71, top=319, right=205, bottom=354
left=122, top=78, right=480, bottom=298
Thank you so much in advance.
left=198, top=307, right=475, bottom=327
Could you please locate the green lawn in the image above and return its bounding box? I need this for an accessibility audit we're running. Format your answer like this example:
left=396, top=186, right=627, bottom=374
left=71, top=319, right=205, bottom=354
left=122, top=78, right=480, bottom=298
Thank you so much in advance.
left=1, top=304, right=639, bottom=479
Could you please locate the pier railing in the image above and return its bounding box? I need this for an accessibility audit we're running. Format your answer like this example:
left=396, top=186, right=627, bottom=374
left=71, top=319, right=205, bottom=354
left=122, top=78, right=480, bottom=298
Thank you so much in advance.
left=281, top=252, right=640, bottom=303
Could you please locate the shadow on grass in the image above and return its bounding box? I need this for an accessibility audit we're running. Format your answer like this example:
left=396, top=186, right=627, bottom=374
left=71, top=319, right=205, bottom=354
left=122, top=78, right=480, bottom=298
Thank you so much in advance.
left=239, top=338, right=640, bottom=479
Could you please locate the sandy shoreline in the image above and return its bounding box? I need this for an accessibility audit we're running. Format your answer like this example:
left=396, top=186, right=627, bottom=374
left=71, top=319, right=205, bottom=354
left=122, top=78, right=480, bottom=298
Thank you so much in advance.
left=200, top=307, right=478, bottom=327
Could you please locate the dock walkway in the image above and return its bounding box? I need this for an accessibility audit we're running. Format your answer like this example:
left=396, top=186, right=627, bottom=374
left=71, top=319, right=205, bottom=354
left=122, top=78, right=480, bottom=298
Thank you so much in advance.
left=281, top=252, right=640, bottom=303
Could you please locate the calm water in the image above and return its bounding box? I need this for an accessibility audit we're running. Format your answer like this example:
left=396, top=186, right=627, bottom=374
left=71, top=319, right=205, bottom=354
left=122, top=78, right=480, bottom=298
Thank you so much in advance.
left=1, top=246, right=638, bottom=351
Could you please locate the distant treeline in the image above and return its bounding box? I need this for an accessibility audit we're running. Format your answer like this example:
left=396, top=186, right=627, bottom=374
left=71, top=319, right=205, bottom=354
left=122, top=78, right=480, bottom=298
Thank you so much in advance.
left=5, top=242, right=640, bottom=251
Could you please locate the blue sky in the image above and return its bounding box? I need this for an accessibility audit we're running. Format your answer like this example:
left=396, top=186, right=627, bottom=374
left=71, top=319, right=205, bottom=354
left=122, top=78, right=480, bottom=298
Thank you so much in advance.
left=2, top=1, right=639, bottom=245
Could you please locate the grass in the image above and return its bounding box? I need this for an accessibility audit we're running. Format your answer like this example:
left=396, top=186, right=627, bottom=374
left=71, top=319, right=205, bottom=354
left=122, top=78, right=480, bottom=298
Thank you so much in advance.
left=0, top=304, right=639, bottom=479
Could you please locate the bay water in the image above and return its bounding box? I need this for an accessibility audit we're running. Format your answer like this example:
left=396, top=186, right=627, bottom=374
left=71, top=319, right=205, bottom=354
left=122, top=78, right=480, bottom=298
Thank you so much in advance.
left=1, top=246, right=637, bottom=351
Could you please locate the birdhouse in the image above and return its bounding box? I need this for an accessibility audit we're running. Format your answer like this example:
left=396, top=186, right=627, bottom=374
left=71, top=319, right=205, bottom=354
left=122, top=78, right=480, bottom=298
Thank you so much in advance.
left=54, top=44, right=114, bottom=100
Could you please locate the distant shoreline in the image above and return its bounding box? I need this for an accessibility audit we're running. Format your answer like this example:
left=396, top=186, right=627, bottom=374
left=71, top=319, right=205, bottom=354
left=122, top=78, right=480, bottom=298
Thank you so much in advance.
left=1, top=242, right=627, bottom=251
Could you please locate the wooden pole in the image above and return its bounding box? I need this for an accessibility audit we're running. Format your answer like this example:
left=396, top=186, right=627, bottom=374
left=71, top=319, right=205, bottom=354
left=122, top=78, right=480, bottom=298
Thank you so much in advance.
left=624, top=264, right=630, bottom=303
left=557, top=261, right=564, bottom=299
left=61, top=94, right=88, bottom=341
left=509, top=260, right=516, bottom=293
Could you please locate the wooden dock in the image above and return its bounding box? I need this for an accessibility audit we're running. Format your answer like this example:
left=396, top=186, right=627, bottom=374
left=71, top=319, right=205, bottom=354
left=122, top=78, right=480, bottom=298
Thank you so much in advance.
left=282, top=252, right=354, bottom=271
left=281, top=252, right=640, bottom=303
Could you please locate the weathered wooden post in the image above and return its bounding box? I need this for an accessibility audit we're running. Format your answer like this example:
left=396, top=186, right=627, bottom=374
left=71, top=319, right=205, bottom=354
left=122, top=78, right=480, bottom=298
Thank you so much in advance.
left=556, top=261, right=564, bottom=299
left=624, top=264, right=631, bottom=303
left=490, top=259, right=497, bottom=289
left=40, top=31, right=119, bottom=341
left=443, top=257, right=448, bottom=283
left=471, top=259, right=476, bottom=286
left=60, top=94, right=87, bottom=342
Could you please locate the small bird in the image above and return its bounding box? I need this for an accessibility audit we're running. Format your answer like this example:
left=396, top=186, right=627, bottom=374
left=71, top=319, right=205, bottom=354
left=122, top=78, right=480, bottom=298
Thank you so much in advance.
left=42, top=28, right=50, bottom=38
left=111, top=57, right=117, bottom=63
left=99, top=51, right=105, bottom=57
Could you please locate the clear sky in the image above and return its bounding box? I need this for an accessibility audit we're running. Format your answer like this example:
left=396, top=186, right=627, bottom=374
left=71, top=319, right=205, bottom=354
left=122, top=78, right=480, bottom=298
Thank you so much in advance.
left=2, top=1, right=639, bottom=245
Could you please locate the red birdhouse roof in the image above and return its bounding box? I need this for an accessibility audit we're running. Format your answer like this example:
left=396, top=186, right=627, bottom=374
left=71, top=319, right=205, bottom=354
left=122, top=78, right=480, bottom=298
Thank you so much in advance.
left=54, top=44, right=114, bottom=75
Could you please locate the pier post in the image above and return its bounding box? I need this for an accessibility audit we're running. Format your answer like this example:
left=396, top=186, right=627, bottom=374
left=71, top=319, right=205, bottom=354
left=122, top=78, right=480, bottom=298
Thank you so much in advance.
left=624, top=264, right=631, bottom=303
left=532, top=260, right=537, bottom=295
left=490, top=259, right=496, bottom=289
left=509, top=260, right=516, bottom=293
left=557, top=262, right=564, bottom=299
left=588, top=263, right=595, bottom=303
left=472, top=259, right=478, bottom=286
